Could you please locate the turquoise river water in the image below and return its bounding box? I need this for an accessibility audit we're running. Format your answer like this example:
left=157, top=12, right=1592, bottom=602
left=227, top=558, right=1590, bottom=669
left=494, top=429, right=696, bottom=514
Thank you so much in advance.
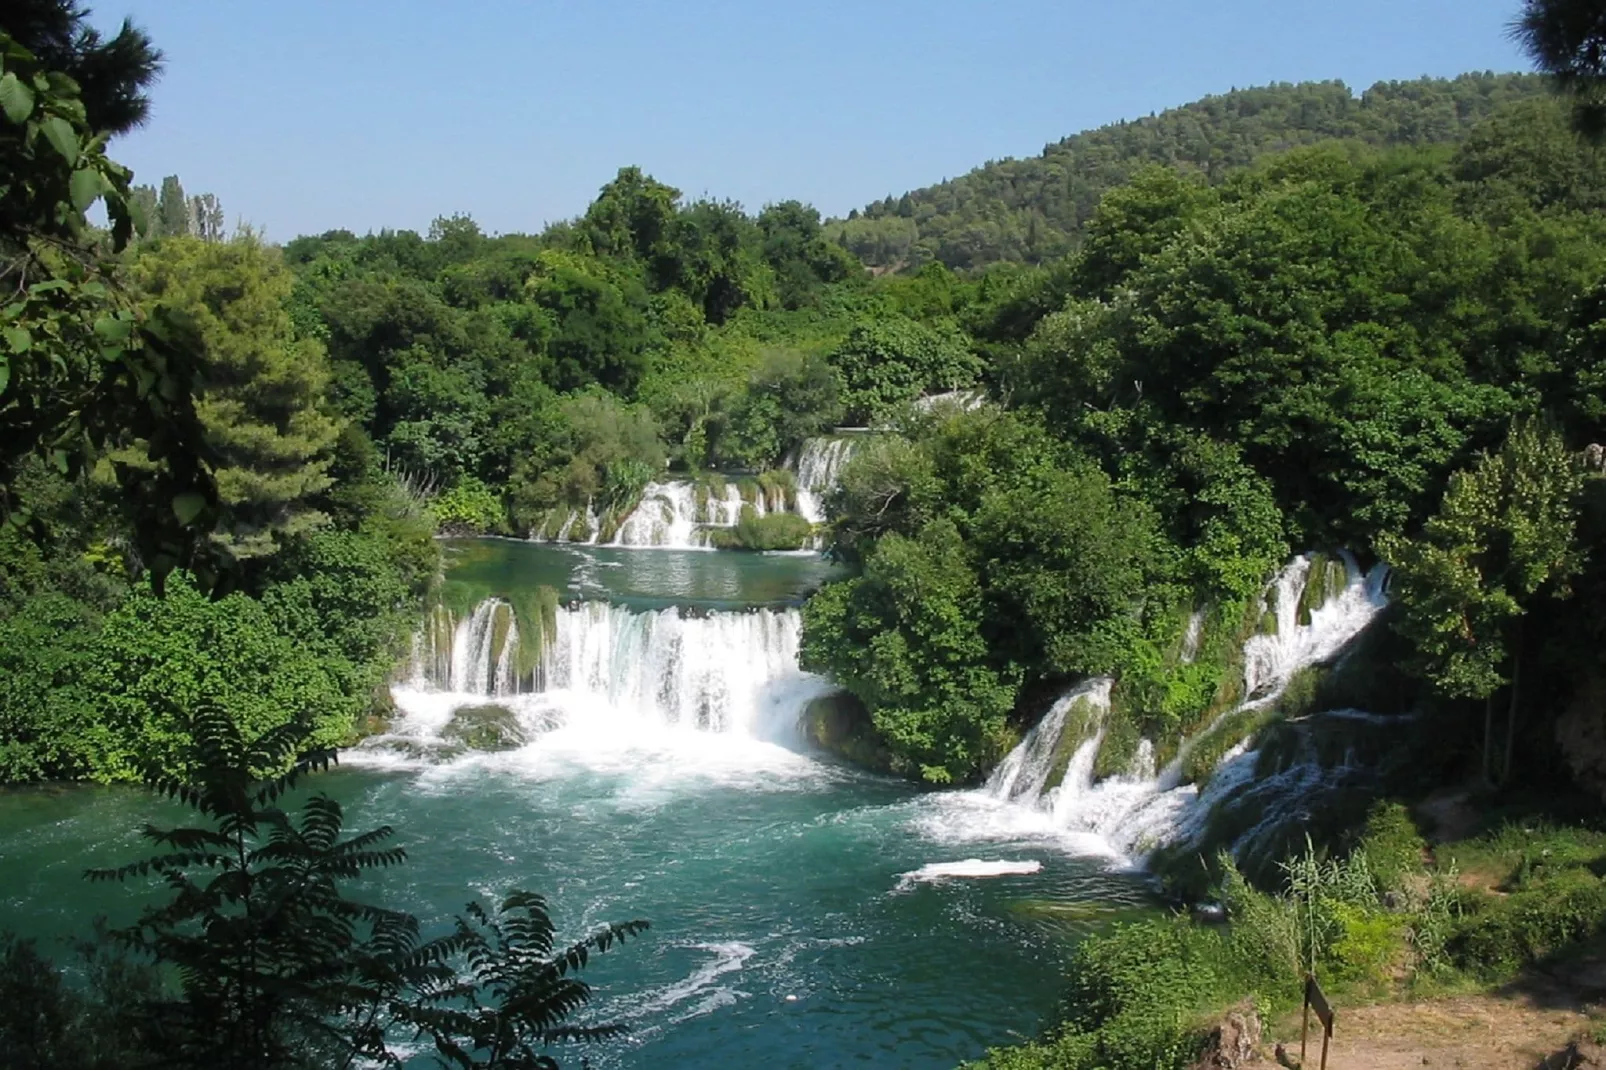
left=0, top=541, right=1156, bottom=1068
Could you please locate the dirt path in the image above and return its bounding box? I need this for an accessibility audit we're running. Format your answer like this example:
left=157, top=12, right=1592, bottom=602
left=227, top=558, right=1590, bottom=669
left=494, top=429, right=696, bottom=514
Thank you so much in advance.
left=1270, top=985, right=1601, bottom=1069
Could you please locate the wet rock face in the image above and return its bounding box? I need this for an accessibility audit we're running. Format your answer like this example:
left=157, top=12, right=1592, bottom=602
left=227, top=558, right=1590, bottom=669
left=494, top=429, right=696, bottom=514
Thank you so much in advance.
left=1191, top=1004, right=1263, bottom=1068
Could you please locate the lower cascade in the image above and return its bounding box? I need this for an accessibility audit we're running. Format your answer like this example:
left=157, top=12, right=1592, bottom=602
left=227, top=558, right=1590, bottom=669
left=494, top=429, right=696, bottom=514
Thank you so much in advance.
left=983, top=553, right=1393, bottom=863
left=364, top=598, right=830, bottom=763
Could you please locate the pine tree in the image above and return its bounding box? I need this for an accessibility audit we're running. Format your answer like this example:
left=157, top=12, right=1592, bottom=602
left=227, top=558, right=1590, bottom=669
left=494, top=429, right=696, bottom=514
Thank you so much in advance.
left=132, top=235, right=345, bottom=559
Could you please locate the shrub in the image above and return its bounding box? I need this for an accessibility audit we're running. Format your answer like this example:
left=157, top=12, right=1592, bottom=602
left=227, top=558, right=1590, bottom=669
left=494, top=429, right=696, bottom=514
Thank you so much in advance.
left=1450, top=869, right=1606, bottom=978
left=429, top=476, right=508, bottom=534
left=1356, top=802, right=1427, bottom=895
left=709, top=507, right=813, bottom=551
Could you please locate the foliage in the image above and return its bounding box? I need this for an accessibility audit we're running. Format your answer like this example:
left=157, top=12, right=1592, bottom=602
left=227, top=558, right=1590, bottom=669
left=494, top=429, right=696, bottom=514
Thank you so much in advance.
left=827, top=316, right=980, bottom=424
left=707, top=507, right=812, bottom=551
left=1513, top=0, right=1606, bottom=141
left=430, top=476, right=509, bottom=535
left=86, top=709, right=648, bottom=1068
left=1382, top=419, right=1584, bottom=701
left=132, top=234, right=344, bottom=560
left=843, top=74, right=1549, bottom=270
left=801, top=519, right=1019, bottom=782
left=0, top=26, right=221, bottom=588
left=0, top=930, right=163, bottom=1070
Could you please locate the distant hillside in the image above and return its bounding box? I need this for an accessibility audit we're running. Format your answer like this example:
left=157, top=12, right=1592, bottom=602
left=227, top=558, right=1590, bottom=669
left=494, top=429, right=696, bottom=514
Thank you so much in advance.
left=835, top=72, right=1546, bottom=271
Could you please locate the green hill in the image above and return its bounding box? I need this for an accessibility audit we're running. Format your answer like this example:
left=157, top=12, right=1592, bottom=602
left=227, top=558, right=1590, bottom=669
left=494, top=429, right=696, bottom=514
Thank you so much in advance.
left=834, top=72, right=1547, bottom=271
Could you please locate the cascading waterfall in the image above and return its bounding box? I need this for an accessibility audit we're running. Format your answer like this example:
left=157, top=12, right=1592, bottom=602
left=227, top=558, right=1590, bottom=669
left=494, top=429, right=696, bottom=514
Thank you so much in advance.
left=541, top=602, right=815, bottom=734
left=371, top=595, right=829, bottom=764
left=792, top=437, right=860, bottom=525
left=542, top=480, right=782, bottom=550
left=984, top=553, right=1390, bottom=862
left=534, top=434, right=864, bottom=547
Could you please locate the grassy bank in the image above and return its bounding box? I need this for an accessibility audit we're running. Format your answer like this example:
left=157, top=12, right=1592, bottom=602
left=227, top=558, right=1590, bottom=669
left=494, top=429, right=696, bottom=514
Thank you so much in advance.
left=970, top=798, right=1606, bottom=1069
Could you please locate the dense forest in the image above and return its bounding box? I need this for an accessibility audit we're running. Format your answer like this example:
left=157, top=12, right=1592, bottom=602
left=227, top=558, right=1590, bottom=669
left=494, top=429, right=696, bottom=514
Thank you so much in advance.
left=11, top=0, right=1606, bottom=1064
left=836, top=73, right=1550, bottom=270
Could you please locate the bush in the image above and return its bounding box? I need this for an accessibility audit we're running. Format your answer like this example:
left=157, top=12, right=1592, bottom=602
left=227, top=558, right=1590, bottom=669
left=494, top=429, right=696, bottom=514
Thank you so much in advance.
left=708, top=507, right=813, bottom=551
left=970, top=920, right=1227, bottom=1070
left=84, top=575, right=353, bottom=782
left=429, top=476, right=508, bottom=534
left=1450, top=869, right=1606, bottom=978
left=1355, top=802, right=1427, bottom=895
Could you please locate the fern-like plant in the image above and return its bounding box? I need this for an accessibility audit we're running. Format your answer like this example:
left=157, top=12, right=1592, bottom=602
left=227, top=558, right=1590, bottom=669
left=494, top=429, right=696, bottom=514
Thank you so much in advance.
left=88, top=702, right=647, bottom=1068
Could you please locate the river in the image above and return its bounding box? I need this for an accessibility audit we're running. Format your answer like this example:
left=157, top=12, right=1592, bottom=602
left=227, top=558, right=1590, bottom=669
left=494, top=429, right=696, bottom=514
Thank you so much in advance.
left=0, top=539, right=1155, bottom=1068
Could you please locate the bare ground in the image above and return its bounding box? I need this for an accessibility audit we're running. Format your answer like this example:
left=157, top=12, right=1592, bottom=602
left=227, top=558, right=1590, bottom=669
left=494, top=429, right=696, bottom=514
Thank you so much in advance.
left=1267, top=980, right=1602, bottom=1069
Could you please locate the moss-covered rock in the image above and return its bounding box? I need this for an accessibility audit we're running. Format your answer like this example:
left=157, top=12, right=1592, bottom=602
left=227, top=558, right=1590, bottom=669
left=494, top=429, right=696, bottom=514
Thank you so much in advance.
left=1042, top=697, right=1102, bottom=793
left=804, top=691, right=894, bottom=773
left=442, top=704, right=527, bottom=752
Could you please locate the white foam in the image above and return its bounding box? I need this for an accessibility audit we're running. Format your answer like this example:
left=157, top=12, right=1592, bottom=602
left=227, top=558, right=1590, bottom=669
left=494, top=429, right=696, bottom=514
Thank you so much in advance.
left=897, top=858, right=1042, bottom=888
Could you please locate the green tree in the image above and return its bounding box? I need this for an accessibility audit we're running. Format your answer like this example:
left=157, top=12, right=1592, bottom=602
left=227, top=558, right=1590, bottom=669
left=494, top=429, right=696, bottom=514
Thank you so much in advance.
left=1380, top=419, right=1584, bottom=783
left=133, top=235, right=344, bottom=559
left=802, top=519, right=1019, bottom=783
left=154, top=173, right=188, bottom=237
left=828, top=317, right=980, bottom=423
left=525, top=251, right=652, bottom=394
left=84, top=574, right=352, bottom=782
left=1, top=0, right=162, bottom=134
left=973, top=463, right=1161, bottom=676
left=0, top=26, right=221, bottom=587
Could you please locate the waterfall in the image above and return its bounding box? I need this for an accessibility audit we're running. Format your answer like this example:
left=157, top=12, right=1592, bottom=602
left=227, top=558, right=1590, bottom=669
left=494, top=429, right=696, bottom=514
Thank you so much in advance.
left=378, top=597, right=828, bottom=762
left=984, top=553, right=1390, bottom=862
left=540, top=480, right=787, bottom=550
left=986, top=678, right=1113, bottom=803
left=542, top=602, right=811, bottom=734
left=531, top=437, right=863, bottom=548
left=608, top=482, right=704, bottom=549
left=792, top=437, right=860, bottom=525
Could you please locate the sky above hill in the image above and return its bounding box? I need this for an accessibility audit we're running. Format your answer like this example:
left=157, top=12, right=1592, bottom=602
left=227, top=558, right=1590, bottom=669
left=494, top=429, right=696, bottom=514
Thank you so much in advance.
left=96, top=0, right=1533, bottom=241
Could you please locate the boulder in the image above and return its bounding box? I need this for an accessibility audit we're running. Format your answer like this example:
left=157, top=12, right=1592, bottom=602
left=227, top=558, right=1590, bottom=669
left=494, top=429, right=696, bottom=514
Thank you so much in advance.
left=442, top=704, right=527, bottom=752
left=1191, top=1004, right=1263, bottom=1069
left=804, top=691, right=895, bottom=774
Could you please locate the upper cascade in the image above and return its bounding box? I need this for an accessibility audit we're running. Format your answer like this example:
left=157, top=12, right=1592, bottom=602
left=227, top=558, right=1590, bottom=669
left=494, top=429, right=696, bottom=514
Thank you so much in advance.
left=983, top=552, right=1391, bottom=862
left=534, top=434, right=862, bottom=547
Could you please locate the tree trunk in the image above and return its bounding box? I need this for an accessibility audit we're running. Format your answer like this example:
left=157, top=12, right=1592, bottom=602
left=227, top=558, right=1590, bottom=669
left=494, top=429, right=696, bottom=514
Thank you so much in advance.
left=1502, top=619, right=1525, bottom=786
left=1483, top=691, right=1497, bottom=788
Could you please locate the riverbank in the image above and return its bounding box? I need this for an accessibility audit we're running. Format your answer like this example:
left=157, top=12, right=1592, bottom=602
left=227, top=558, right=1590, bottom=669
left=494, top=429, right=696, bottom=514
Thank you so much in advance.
left=971, top=787, right=1606, bottom=1069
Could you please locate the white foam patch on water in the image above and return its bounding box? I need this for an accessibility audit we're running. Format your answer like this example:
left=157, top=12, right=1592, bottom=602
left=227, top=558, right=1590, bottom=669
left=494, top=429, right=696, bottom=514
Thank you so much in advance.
left=896, top=859, right=1042, bottom=888
left=634, top=941, right=756, bottom=1019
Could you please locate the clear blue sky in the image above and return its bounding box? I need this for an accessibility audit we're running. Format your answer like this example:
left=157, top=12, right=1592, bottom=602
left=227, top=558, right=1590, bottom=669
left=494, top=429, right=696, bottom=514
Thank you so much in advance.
left=93, top=0, right=1534, bottom=242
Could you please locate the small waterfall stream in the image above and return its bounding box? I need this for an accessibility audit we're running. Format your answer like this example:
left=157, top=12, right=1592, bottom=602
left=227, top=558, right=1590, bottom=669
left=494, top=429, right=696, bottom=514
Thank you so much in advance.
left=982, top=553, right=1391, bottom=863
left=792, top=437, right=860, bottom=525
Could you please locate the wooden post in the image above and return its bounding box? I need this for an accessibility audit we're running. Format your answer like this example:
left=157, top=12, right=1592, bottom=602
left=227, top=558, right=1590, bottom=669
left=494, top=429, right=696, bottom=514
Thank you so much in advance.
left=1303, top=974, right=1335, bottom=1069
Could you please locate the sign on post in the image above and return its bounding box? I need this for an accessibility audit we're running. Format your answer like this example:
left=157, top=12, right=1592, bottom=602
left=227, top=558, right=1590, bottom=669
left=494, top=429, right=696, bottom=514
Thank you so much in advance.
left=1301, top=974, right=1335, bottom=1069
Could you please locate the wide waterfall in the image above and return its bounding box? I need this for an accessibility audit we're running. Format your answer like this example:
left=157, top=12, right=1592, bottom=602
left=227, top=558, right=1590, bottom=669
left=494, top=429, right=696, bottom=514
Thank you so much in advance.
left=366, top=594, right=831, bottom=765
left=981, top=553, right=1391, bottom=863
